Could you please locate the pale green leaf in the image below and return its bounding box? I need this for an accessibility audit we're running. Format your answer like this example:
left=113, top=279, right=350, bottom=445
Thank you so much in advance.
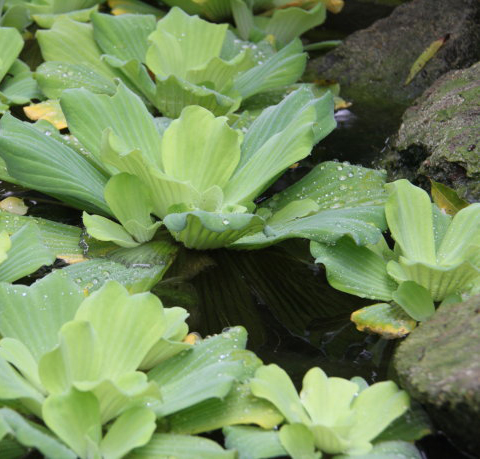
left=32, top=5, right=99, bottom=28
left=169, top=381, right=282, bottom=434
left=349, top=381, right=409, bottom=445
left=311, top=236, right=396, bottom=301
left=42, top=389, right=102, bottom=458
left=300, top=367, right=358, bottom=426
left=392, top=281, right=435, bottom=321
left=74, top=281, right=166, bottom=378
left=385, top=180, right=436, bottom=264
left=262, top=3, right=326, bottom=47
left=387, top=258, right=479, bottom=301
left=162, top=105, right=242, bottom=192
left=61, top=84, right=162, bottom=168
left=101, top=408, right=156, bottom=459
left=163, top=210, right=265, bottom=250
left=250, top=364, right=309, bottom=424
left=146, top=7, right=228, bottom=79
left=37, top=17, right=118, bottom=80
left=223, top=426, right=287, bottom=459
left=334, top=440, right=422, bottom=459
left=0, top=271, right=84, bottom=362
left=83, top=212, right=141, bottom=248
left=279, top=423, right=321, bottom=459
left=92, top=12, right=156, bottom=63
left=0, top=27, right=23, bottom=82
left=233, top=39, right=306, bottom=99
left=104, top=173, right=161, bottom=243
left=127, top=433, right=235, bottom=459
left=153, top=74, right=240, bottom=118
left=0, top=408, right=76, bottom=459
left=0, top=231, right=10, bottom=263
left=436, top=203, right=480, bottom=266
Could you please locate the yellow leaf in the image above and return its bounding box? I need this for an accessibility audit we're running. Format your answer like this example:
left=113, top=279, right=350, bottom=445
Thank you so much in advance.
left=23, top=100, right=67, bottom=130
left=405, top=35, right=449, bottom=85
left=430, top=180, right=469, bottom=216
left=320, top=0, right=344, bottom=14
left=0, top=197, right=28, bottom=216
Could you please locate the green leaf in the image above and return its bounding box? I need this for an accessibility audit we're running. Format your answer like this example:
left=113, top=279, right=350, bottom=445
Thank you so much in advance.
left=223, top=426, right=287, bottom=459
left=0, top=408, right=76, bottom=459
left=430, top=180, right=469, bottom=216
left=279, top=423, right=321, bottom=459
left=61, top=83, right=163, bottom=169
left=0, top=231, right=10, bottom=264
left=37, top=17, right=118, bottom=80
left=92, top=12, right=156, bottom=63
left=162, top=105, right=242, bottom=192
left=250, top=364, right=308, bottom=424
left=261, top=3, right=326, bottom=48
left=263, top=162, right=387, bottom=213
left=349, top=381, right=410, bottom=447
left=32, top=5, right=100, bottom=28
left=351, top=303, right=417, bottom=339
left=127, top=433, right=235, bottom=459
left=104, top=173, right=162, bottom=243
left=100, top=408, right=156, bottom=459
left=0, top=113, right=110, bottom=215
left=0, top=355, right=44, bottom=414
left=300, top=367, right=358, bottom=426
left=392, top=281, right=435, bottom=321
left=108, top=0, right=165, bottom=16
left=0, top=223, right=56, bottom=282
left=334, top=440, right=423, bottom=459
left=387, top=258, right=479, bottom=301
left=0, top=60, right=40, bottom=107
left=163, top=210, right=265, bottom=250
left=436, top=203, right=480, bottom=266
left=224, top=91, right=318, bottom=205
left=149, top=327, right=254, bottom=417
left=0, top=212, right=84, bottom=264
left=152, top=74, right=240, bottom=118
left=83, top=212, right=141, bottom=248
left=0, top=27, right=23, bottom=82
left=35, top=61, right=116, bottom=99
left=233, top=39, right=306, bottom=99
left=0, top=271, right=84, bottom=362
left=385, top=180, right=436, bottom=264
left=311, top=236, right=397, bottom=301
left=42, top=389, right=102, bottom=458
left=168, top=380, right=282, bottom=434
left=60, top=239, right=177, bottom=294
left=146, top=7, right=228, bottom=79
left=235, top=206, right=386, bottom=249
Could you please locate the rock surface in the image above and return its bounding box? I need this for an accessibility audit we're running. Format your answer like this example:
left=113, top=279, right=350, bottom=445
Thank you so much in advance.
left=307, top=0, right=480, bottom=109
left=382, top=62, right=480, bottom=201
left=394, top=295, right=480, bottom=456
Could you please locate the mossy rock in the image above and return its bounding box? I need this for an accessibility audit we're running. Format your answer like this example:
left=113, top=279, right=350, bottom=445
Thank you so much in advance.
left=382, top=62, right=480, bottom=201
left=394, top=295, right=480, bottom=455
left=307, top=0, right=480, bottom=109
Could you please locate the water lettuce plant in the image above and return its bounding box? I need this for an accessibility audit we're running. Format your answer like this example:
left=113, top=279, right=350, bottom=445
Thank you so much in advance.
left=0, top=26, right=40, bottom=114
left=312, top=180, right=480, bottom=336
left=34, top=7, right=307, bottom=118
left=0, top=275, right=280, bottom=457
left=224, top=363, right=420, bottom=458
left=0, top=82, right=386, bottom=251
